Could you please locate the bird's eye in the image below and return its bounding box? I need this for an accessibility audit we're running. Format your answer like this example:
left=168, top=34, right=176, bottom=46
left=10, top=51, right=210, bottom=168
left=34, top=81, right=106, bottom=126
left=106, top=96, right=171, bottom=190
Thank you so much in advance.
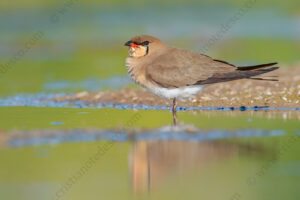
left=142, top=41, right=149, bottom=46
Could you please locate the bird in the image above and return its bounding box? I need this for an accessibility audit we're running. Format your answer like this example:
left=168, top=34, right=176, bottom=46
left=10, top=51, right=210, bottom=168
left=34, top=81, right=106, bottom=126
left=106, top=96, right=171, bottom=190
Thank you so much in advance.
left=124, top=35, right=278, bottom=125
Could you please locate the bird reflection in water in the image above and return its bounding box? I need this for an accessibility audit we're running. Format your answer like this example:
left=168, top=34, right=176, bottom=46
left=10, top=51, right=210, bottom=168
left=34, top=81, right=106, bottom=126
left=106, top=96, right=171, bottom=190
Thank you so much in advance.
left=129, top=139, right=274, bottom=194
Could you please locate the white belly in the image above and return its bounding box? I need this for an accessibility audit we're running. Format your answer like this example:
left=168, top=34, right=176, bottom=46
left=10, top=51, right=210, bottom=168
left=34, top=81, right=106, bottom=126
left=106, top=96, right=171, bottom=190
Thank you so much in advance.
left=147, top=85, right=206, bottom=99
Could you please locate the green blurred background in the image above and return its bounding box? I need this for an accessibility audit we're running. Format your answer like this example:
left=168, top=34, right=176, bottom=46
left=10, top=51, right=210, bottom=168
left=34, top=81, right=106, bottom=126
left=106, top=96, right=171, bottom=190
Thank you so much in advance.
left=0, top=0, right=299, bottom=96
left=0, top=1, right=300, bottom=200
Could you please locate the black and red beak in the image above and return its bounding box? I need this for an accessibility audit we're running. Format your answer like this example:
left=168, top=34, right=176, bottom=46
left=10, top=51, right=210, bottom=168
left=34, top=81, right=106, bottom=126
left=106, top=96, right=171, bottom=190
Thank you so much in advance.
left=124, top=40, right=139, bottom=47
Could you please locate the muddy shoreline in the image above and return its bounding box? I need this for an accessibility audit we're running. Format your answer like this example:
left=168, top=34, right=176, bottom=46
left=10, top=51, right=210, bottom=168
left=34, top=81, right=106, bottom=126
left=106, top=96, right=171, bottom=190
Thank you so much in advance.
left=55, top=67, right=300, bottom=108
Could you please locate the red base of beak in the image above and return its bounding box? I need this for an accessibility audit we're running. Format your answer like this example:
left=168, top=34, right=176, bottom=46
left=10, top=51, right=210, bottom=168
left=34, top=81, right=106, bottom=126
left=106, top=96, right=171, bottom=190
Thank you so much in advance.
left=130, top=43, right=139, bottom=48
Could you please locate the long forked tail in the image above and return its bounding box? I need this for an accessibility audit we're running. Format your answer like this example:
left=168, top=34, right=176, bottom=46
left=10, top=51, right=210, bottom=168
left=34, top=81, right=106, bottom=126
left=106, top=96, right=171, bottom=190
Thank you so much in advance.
left=197, top=63, right=279, bottom=85
left=237, top=62, right=278, bottom=71
left=238, top=62, right=279, bottom=81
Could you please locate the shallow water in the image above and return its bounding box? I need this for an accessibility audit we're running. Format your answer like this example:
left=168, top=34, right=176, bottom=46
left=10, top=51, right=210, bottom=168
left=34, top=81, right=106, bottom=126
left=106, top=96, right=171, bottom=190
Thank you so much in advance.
left=0, top=105, right=299, bottom=199
left=0, top=128, right=299, bottom=200
left=0, top=100, right=299, bottom=200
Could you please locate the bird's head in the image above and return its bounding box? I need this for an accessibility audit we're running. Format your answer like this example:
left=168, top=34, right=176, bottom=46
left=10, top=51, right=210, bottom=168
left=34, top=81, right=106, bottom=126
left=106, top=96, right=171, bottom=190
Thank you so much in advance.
left=124, top=35, right=163, bottom=58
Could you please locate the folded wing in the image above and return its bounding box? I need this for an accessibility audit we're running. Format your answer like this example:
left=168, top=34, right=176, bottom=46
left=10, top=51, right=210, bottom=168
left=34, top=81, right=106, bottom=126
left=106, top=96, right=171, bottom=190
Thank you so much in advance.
left=146, top=48, right=278, bottom=88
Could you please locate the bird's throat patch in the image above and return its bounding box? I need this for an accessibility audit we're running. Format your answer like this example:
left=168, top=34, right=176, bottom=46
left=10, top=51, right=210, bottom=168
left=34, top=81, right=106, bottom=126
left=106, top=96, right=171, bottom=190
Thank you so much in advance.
left=129, top=46, right=148, bottom=58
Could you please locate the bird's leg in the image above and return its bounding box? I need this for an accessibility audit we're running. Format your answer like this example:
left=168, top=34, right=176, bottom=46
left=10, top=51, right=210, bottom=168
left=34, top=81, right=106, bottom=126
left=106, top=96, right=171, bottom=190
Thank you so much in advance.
left=172, top=98, right=178, bottom=126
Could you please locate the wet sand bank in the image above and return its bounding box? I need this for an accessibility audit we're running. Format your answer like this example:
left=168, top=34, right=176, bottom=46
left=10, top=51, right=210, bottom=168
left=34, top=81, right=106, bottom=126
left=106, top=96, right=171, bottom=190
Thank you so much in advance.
left=55, top=67, right=300, bottom=108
